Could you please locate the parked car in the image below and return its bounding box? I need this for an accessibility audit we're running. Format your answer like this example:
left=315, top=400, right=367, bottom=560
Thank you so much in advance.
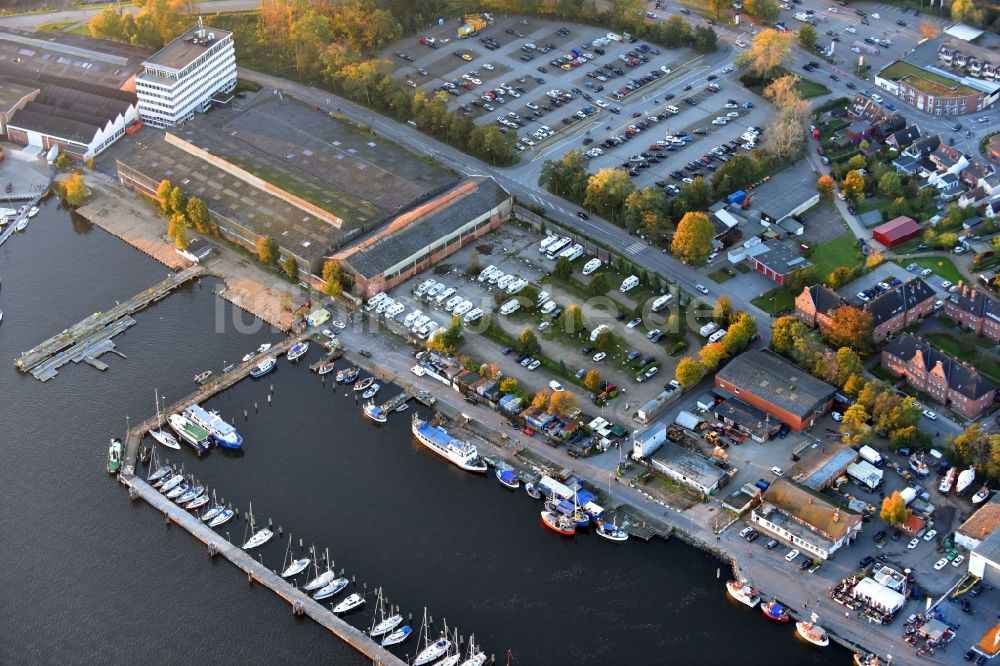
left=785, top=549, right=800, bottom=562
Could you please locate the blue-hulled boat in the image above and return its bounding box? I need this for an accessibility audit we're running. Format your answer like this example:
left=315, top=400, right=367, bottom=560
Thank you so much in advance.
left=250, top=356, right=277, bottom=378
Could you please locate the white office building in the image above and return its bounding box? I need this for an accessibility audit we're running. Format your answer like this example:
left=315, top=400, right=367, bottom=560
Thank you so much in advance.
left=135, top=19, right=236, bottom=128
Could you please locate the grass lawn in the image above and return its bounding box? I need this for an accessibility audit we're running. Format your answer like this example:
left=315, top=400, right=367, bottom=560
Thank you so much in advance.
left=925, top=332, right=1000, bottom=386
left=910, top=257, right=963, bottom=284
left=752, top=287, right=795, bottom=315
left=708, top=267, right=735, bottom=283
left=809, top=234, right=865, bottom=279
left=798, top=78, right=832, bottom=99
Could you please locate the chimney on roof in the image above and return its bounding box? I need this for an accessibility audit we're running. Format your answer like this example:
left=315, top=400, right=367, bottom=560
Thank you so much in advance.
left=833, top=508, right=840, bottom=523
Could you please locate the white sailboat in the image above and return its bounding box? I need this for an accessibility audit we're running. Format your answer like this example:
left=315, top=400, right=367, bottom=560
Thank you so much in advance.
left=458, top=634, right=487, bottom=666
left=314, top=577, right=349, bottom=600
left=369, top=588, right=404, bottom=638
left=957, top=467, right=976, bottom=494
left=436, top=628, right=462, bottom=666
left=149, top=389, right=180, bottom=449
left=303, top=569, right=337, bottom=592
left=413, top=608, right=451, bottom=666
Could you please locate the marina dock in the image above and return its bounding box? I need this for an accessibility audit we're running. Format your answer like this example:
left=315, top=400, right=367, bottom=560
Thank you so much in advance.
left=17, top=264, right=204, bottom=379
left=127, top=476, right=404, bottom=666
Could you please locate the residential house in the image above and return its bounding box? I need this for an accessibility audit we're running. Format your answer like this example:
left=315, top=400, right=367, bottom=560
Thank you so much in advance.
left=751, top=478, right=862, bottom=560
left=795, top=284, right=843, bottom=330
left=872, top=114, right=907, bottom=142
left=864, top=278, right=936, bottom=342
left=885, top=124, right=921, bottom=151
left=881, top=333, right=996, bottom=419
left=943, top=284, right=1000, bottom=343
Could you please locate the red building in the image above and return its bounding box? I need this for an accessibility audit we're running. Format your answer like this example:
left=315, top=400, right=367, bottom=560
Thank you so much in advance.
left=872, top=216, right=922, bottom=248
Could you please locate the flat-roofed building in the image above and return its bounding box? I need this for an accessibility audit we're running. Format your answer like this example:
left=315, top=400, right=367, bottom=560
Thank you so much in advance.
left=957, top=495, right=1000, bottom=551
left=648, top=441, right=728, bottom=496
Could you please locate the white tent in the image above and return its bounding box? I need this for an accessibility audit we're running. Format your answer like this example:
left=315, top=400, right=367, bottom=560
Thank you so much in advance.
left=852, top=577, right=906, bottom=613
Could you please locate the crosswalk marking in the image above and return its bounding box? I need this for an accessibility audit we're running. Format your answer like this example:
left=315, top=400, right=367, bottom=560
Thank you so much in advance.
left=625, top=242, right=645, bottom=255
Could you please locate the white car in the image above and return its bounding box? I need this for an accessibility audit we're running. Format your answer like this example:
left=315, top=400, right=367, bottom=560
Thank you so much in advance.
left=923, top=410, right=938, bottom=420
left=920, top=269, right=933, bottom=277
left=871, top=12, right=880, bottom=19
left=526, top=102, right=539, bottom=110
left=695, top=284, right=709, bottom=295
left=482, top=63, right=495, bottom=70
left=549, top=380, right=565, bottom=392
left=952, top=555, right=965, bottom=567
left=934, top=558, right=948, bottom=570
left=538, top=321, right=550, bottom=331
left=593, top=351, right=607, bottom=362
left=646, top=328, right=662, bottom=340
left=321, top=329, right=337, bottom=341
left=595, top=99, right=609, bottom=108
left=832, top=412, right=843, bottom=421
left=941, top=280, right=953, bottom=290
left=785, top=549, right=800, bottom=562
left=627, top=317, right=642, bottom=328
left=923, top=529, right=938, bottom=542
left=712, top=117, right=728, bottom=125
left=528, top=359, right=541, bottom=370
left=660, top=65, right=672, bottom=74
left=907, top=538, right=920, bottom=550
left=845, top=26, right=857, bottom=33
left=771, top=466, right=784, bottom=477
left=857, top=292, right=871, bottom=303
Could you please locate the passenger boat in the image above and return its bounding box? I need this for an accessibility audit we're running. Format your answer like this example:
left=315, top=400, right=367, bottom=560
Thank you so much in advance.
left=200, top=504, right=224, bottom=523
left=242, top=528, right=274, bottom=550
left=167, top=413, right=211, bottom=455
left=496, top=468, right=520, bottom=489
left=957, top=467, right=976, bottom=494
left=281, top=558, right=311, bottom=578
left=337, top=366, right=359, bottom=383
left=106, top=438, right=123, bottom=474
left=27, top=206, right=38, bottom=218
left=939, top=467, right=956, bottom=494
left=193, top=370, right=212, bottom=384
left=286, top=340, right=309, bottom=362
left=166, top=482, right=190, bottom=500
left=909, top=453, right=929, bottom=477
left=854, top=651, right=881, bottom=666
left=176, top=485, right=204, bottom=504
left=353, top=376, right=375, bottom=392
left=316, top=359, right=336, bottom=375
left=525, top=482, right=542, bottom=499
left=160, top=474, right=185, bottom=494
left=411, top=415, right=488, bottom=473
left=148, top=465, right=171, bottom=483
left=184, top=404, right=243, bottom=449
left=249, top=356, right=277, bottom=378
left=362, top=382, right=380, bottom=400
left=314, top=577, right=349, bottom=600
left=257, top=343, right=272, bottom=354
left=973, top=484, right=990, bottom=504
left=796, top=615, right=830, bottom=647
left=363, top=402, right=388, bottom=423
left=761, top=600, right=791, bottom=621
left=370, top=614, right=404, bottom=638
left=541, top=509, right=576, bottom=536
left=596, top=520, right=629, bottom=543
left=208, top=508, right=234, bottom=527
left=332, top=593, right=365, bottom=614
left=414, top=637, right=451, bottom=665
left=381, top=625, right=412, bottom=647
left=303, top=569, right=337, bottom=592
left=185, top=494, right=210, bottom=510
left=726, top=580, right=761, bottom=608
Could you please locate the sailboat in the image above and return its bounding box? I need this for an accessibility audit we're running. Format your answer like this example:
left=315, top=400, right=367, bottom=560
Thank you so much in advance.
left=149, top=389, right=180, bottom=449
left=369, top=588, right=404, bottom=638
left=413, top=608, right=451, bottom=666
left=381, top=624, right=412, bottom=647
left=243, top=527, right=274, bottom=550
left=436, top=627, right=462, bottom=666
left=303, top=569, right=337, bottom=592
left=314, top=577, right=349, bottom=600
left=208, top=508, right=234, bottom=527
left=185, top=494, right=210, bottom=510
left=160, top=474, right=185, bottom=494
left=279, top=535, right=311, bottom=577
left=148, top=465, right=171, bottom=483
left=458, top=634, right=487, bottom=666
left=957, top=467, right=976, bottom=494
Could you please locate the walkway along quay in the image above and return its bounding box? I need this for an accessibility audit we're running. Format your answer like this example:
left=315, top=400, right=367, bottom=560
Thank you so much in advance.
left=125, top=476, right=405, bottom=666
left=15, top=264, right=204, bottom=380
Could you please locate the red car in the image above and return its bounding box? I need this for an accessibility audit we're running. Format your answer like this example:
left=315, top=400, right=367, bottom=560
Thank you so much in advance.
left=522, top=427, right=535, bottom=437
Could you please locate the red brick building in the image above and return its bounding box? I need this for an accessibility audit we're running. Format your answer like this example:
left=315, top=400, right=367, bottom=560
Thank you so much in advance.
left=943, top=284, right=1000, bottom=343
left=795, top=278, right=935, bottom=342
left=795, top=284, right=842, bottom=330
left=882, top=334, right=995, bottom=419
left=714, top=350, right=836, bottom=431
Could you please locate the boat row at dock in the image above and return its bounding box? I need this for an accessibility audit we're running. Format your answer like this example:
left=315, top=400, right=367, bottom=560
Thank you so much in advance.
left=726, top=580, right=833, bottom=649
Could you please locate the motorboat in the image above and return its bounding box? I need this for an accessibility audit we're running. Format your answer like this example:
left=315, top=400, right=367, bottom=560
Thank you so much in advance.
left=957, top=467, right=976, bottom=494
left=854, top=652, right=881, bottom=666
left=185, top=494, right=210, bottom=510
left=411, top=415, right=488, bottom=473
left=395, top=403, right=408, bottom=412
left=314, top=577, right=349, bottom=600
left=149, top=428, right=180, bottom=450
left=381, top=625, right=412, bottom=647
left=166, top=482, right=190, bottom=500
left=303, top=570, right=337, bottom=592
left=242, top=528, right=274, bottom=550
left=167, top=413, right=211, bottom=455
left=175, top=485, right=205, bottom=504
left=257, top=343, right=272, bottom=354
left=541, top=509, right=576, bottom=536
left=496, top=468, right=520, bottom=489
left=281, top=557, right=311, bottom=578
left=242, top=351, right=255, bottom=362
left=414, top=637, right=451, bottom=665
left=726, top=580, right=761, bottom=608
left=27, top=206, right=38, bottom=218
left=796, top=616, right=830, bottom=647
left=363, top=402, right=388, bottom=423
left=148, top=465, right=171, bottom=483
left=939, top=467, right=956, bottom=494
left=316, top=360, right=336, bottom=375
left=353, top=377, right=375, bottom=392
left=596, top=521, right=629, bottom=543
left=250, top=356, right=277, bottom=378
left=337, top=366, right=359, bottom=383
left=106, top=438, right=123, bottom=474
left=370, top=614, right=404, bottom=638
left=761, top=600, right=791, bottom=621
left=286, top=340, right=309, bottom=362
left=525, top=482, right=542, bottom=499
left=973, top=485, right=990, bottom=504
left=362, top=383, right=380, bottom=400
left=160, top=474, right=185, bottom=494
left=14, top=217, right=27, bottom=232
left=332, top=593, right=365, bottom=614
left=193, top=370, right=212, bottom=384
left=208, top=508, right=234, bottom=527
left=184, top=404, right=243, bottom=450
left=909, top=453, right=929, bottom=477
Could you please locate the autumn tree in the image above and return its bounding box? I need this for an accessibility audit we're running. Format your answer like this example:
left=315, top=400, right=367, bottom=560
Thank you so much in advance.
left=847, top=154, right=867, bottom=170
left=583, top=370, right=603, bottom=392
left=822, top=305, right=873, bottom=352
left=63, top=172, right=87, bottom=207
left=322, top=259, right=343, bottom=297
left=499, top=377, right=519, bottom=394
left=737, top=29, right=793, bottom=78
left=713, top=296, right=734, bottom=327
left=797, top=23, right=817, bottom=49
left=842, top=170, right=866, bottom=201
left=722, top=312, right=757, bottom=354
left=548, top=390, right=577, bottom=417
left=918, top=22, right=939, bottom=40
left=816, top=175, right=834, bottom=198
left=256, top=235, right=279, bottom=265
left=675, top=357, right=704, bottom=389
left=745, top=0, right=780, bottom=22
left=840, top=403, right=872, bottom=446
left=156, top=179, right=173, bottom=214
left=671, top=212, right=714, bottom=265
left=531, top=389, right=552, bottom=410
left=88, top=8, right=126, bottom=41
left=771, top=315, right=809, bottom=356
left=167, top=212, right=189, bottom=249
left=699, top=342, right=729, bottom=371
left=593, top=329, right=613, bottom=352
left=584, top=168, right=636, bottom=224
left=169, top=186, right=187, bottom=218
left=763, top=75, right=809, bottom=158
left=880, top=491, right=909, bottom=527
left=517, top=327, right=541, bottom=356
left=560, top=304, right=585, bottom=334
left=950, top=424, right=1000, bottom=476
left=185, top=197, right=215, bottom=235
left=707, top=0, right=725, bottom=18
left=283, top=255, right=299, bottom=281
left=827, top=266, right=855, bottom=289
left=951, top=0, right=983, bottom=25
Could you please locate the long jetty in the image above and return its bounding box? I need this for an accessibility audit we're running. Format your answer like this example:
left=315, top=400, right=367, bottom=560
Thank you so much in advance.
left=16, top=264, right=204, bottom=379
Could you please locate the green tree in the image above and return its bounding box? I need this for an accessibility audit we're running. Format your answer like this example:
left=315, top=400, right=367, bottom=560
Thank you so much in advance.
left=256, top=236, right=280, bottom=265
left=671, top=212, right=714, bottom=265
left=584, top=168, right=636, bottom=224
left=588, top=272, right=610, bottom=296
left=539, top=150, right=590, bottom=203
left=785, top=265, right=819, bottom=296
left=441, top=316, right=463, bottom=351
left=797, top=23, right=817, bottom=49
left=713, top=296, right=734, bottom=327
left=675, top=357, right=704, bottom=389
left=746, top=0, right=780, bottom=22
left=827, top=266, right=855, bottom=289
left=553, top=256, right=573, bottom=280
left=322, top=260, right=343, bottom=297
left=468, top=249, right=480, bottom=276
left=593, top=329, right=613, bottom=352
left=561, top=304, right=585, bottom=334
left=55, top=152, right=73, bottom=171
left=833, top=348, right=864, bottom=387
left=692, top=25, right=719, bottom=53
left=185, top=197, right=215, bottom=235
left=771, top=315, right=808, bottom=356
left=63, top=172, right=87, bottom=207
left=156, top=179, right=173, bottom=214
left=283, top=255, right=299, bottom=281
left=712, top=155, right=762, bottom=195
left=517, top=327, right=541, bottom=356
left=847, top=154, right=867, bottom=171
left=878, top=172, right=903, bottom=198
left=624, top=187, right=668, bottom=232
left=880, top=491, right=909, bottom=527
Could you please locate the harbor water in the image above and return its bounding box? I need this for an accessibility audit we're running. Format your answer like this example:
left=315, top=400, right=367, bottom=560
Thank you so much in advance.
left=0, top=204, right=849, bottom=664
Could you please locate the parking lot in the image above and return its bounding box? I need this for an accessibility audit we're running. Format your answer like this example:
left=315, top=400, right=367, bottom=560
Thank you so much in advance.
left=840, top=260, right=955, bottom=308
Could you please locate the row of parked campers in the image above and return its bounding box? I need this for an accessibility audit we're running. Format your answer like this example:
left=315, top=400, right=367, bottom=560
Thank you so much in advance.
left=365, top=292, right=443, bottom=339
left=502, top=288, right=554, bottom=316
left=538, top=234, right=587, bottom=262
left=698, top=321, right=727, bottom=342
left=414, top=278, right=485, bottom=324
left=477, top=265, right=529, bottom=295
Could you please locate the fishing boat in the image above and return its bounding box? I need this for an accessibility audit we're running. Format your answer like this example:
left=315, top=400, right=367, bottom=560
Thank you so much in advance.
left=316, top=359, right=336, bottom=375
left=148, top=465, right=171, bottom=483
left=337, top=366, right=359, bottom=383
left=332, top=593, right=365, bottom=614
left=184, top=404, right=243, bottom=450
left=160, top=474, right=185, bottom=494
left=596, top=520, right=629, bottom=543
left=193, top=370, right=212, bottom=384
left=411, top=415, right=488, bottom=473
left=458, top=635, right=487, bottom=666
left=139, top=445, right=152, bottom=465
left=258, top=343, right=273, bottom=354
left=167, top=413, right=211, bottom=455
left=726, top=580, right=761, bottom=608
left=353, top=376, right=375, bottom=392
left=854, top=651, right=881, bottom=666
left=362, top=382, right=380, bottom=400
left=27, top=206, right=38, bottom=218
left=363, top=402, right=388, bottom=423
left=973, top=484, right=990, bottom=504
left=541, top=508, right=576, bottom=536
left=796, top=614, right=830, bottom=647
left=761, top=600, right=791, bottom=621
left=185, top=494, right=210, bottom=510
left=957, top=467, right=976, bottom=494
left=525, top=482, right=542, bottom=499
left=281, top=558, right=311, bottom=578
left=286, top=340, right=309, bottom=362
left=242, top=528, right=274, bottom=550
left=381, top=625, right=412, bottom=647
left=166, top=482, right=190, bottom=500
left=250, top=356, right=277, bottom=378
left=496, top=468, right=520, bottom=489
left=909, top=453, right=929, bottom=477
left=314, top=577, right=349, bottom=600
left=106, top=438, right=123, bottom=474
left=370, top=614, right=404, bottom=638
left=208, top=508, right=234, bottom=527
left=176, top=485, right=205, bottom=504
left=939, top=467, right=956, bottom=494
left=303, top=569, right=337, bottom=592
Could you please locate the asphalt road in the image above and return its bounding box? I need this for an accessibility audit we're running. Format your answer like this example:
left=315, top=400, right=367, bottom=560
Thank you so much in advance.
left=0, top=0, right=260, bottom=30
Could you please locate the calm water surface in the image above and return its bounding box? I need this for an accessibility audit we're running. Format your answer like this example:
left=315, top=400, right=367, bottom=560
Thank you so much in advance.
left=0, top=204, right=849, bottom=665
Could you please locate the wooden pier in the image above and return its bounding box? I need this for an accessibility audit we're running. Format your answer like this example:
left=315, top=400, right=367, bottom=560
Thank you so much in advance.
left=16, top=264, right=204, bottom=379
left=127, top=476, right=404, bottom=666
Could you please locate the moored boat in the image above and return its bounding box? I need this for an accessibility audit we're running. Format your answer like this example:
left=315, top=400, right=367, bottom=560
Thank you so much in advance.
left=281, top=558, right=311, bottom=578
left=286, top=340, right=309, bottom=362
left=854, top=651, right=881, bottom=666
left=973, top=484, right=990, bottom=504
left=525, top=482, right=542, bottom=499
left=200, top=504, right=224, bottom=523
left=148, top=465, right=171, bottom=483
left=362, top=382, right=380, bottom=400
left=332, top=593, right=365, bottom=614
left=726, top=580, right=761, bottom=608
left=160, top=474, right=185, bottom=494
left=27, top=206, right=38, bottom=218
left=596, top=520, right=629, bottom=543
left=242, top=528, right=274, bottom=550
left=193, top=370, right=212, bottom=384
left=363, top=401, right=388, bottom=423
left=185, top=494, right=210, bottom=510
left=166, top=482, right=190, bottom=500
left=14, top=217, right=27, bottom=232
left=106, top=438, right=123, bottom=474
left=167, top=413, right=211, bottom=455
left=303, top=570, right=337, bottom=592
left=761, top=600, right=790, bottom=621
left=411, top=415, right=487, bottom=473
left=414, top=637, right=451, bottom=665
left=175, top=485, right=204, bottom=504
left=541, top=509, right=576, bottom=536
left=370, top=614, right=404, bottom=638
left=337, top=366, right=360, bottom=383
left=316, top=360, right=336, bottom=375
left=939, top=467, right=956, bottom=494
left=796, top=615, right=830, bottom=647
left=184, top=404, right=243, bottom=449
left=314, top=577, right=349, bottom=600
left=381, top=625, right=412, bottom=647
left=957, top=467, right=976, bottom=494
left=208, top=508, right=234, bottom=527
left=242, top=351, right=255, bottom=362
left=458, top=635, right=487, bottom=666
left=149, top=428, right=180, bottom=450
left=353, top=376, right=375, bottom=392
left=249, top=356, right=277, bottom=378
left=257, top=343, right=272, bottom=354
left=496, top=468, right=520, bottom=489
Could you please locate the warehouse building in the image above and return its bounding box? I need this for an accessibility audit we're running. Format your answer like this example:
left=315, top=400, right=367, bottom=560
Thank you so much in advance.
left=751, top=478, right=862, bottom=560
left=872, top=215, right=923, bottom=248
